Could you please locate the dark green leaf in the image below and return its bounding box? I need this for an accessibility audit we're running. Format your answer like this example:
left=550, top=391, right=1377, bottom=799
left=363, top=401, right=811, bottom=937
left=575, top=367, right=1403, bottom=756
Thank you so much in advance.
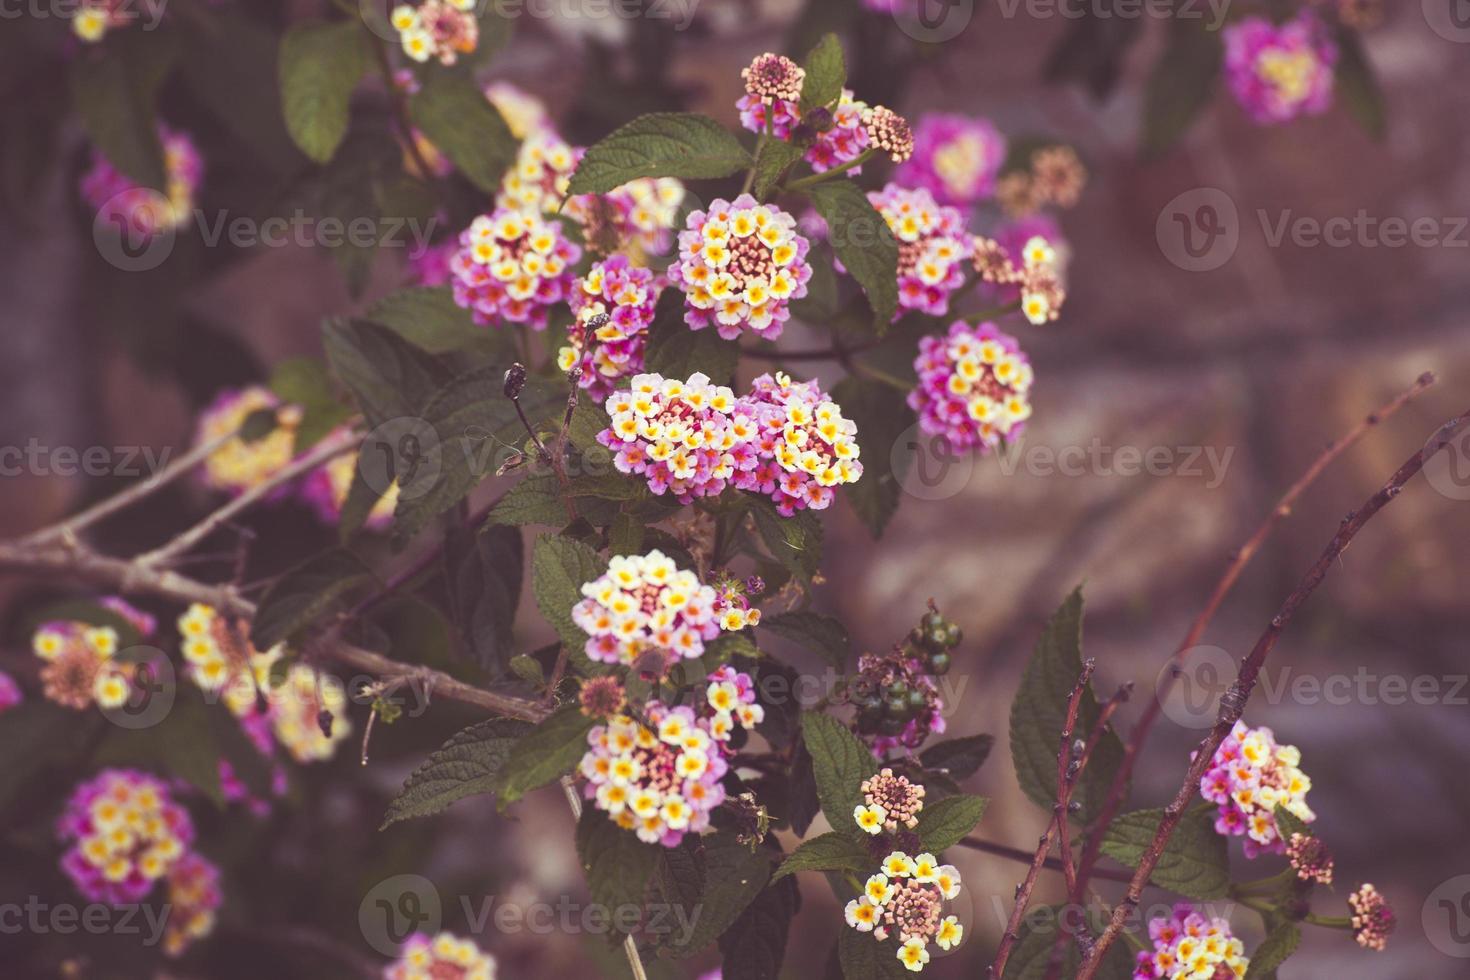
left=269, top=356, right=351, bottom=449
left=494, top=703, right=595, bottom=804
left=1335, top=27, right=1384, bottom=141
left=94, top=688, right=224, bottom=807
left=447, top=523, right=523, bottom=671
left=1099, top=807, right=1230, bottom=899
left=381, top=718, right=531, bottom=828
left=753, top=139, right=807, bottom=200
left=805, top=180, right=898, bottom=329
left=70, top=31, right=174, bottom=190
left=322, top=318, right=451, bottom=426
left=644, top=288, right=739, bottom=384
left=720, top=874, right=800, bottom=980
left=410, top=71, right=519, bottom=193
left=760, top=612, right=849, bottom=668
left=666, top=836, right=772, bottom=956
left=491, top=474, right=575, bottom=527
left=799, top=33, right=846, bottom=112
left=837, top=926, right=910, bottom=980
left=772, top=832, right=869, bottom=881
left=831, top=377, right=914, bottom=538
left=654, top=839, right=707, bottom=925
left=801, top=711, right=879, bottom=839
left=749, top=497, right=823, bottom=582
left=1008, top=588, right=1123, bottom=824
left=1139, top=22, right=1222, bottom=158
left=1246, top=922, right=1301, bottom=978
left=567, top=113, right=752, bottom=196
left=251, top=548, right=376, bottom=650
left=608, top=512, right=644, bottom=555
left=365, top=286, right=508, bottom=356
left=913, top=794, right=989, bottom=853
left=919, top=734, right=995, bottom=782
left=1002, top=905, right=1134, bottom=980
left=531, top=533, right=609, bottom=662
left=575, top=806, right=661, bottom=933
left=278, top=21, right=371, bottom=164
left=1273, top=806, right=1311, bottom=842
left=787, top=738, right=821, bottom=835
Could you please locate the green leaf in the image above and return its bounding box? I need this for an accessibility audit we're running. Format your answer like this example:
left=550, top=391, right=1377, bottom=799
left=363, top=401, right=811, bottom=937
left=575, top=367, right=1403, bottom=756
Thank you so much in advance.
left=446, top=523, right=523, bottom=671
left=70, top=31, right=174, bottom=191
left=753, top=139, right=807, bottom=200
left=837, top=926, right=910, bottom=980
left=1002, top=906, right=1135, bottom=980
left=805, top=180, right=898, bottom=329
left=1139, top=21, right=1222, bottom=158
left=269, top=356, right=350, bottom=449
left=749, top=497, right=823, bottom=582
left=491, top=475, right=575, bottom=527
left=380, top=718, right=531, bottom=828
left=1008, top=587, right=1123, bottom=824
left=799, top=33, right=846, bottom=112
left=666, top=836, right=772, bottom=956
left=494, top=703, right=596, bottom=805
left=1099, top=807, right=1230, bottom=899
left=1246, top=922, right=1302, bottom=979
left=278, top=21, right=371, bottom=164
left=1272, top=806, right=1311, bottom=842
left=409, top=71, right=519, bottom=193
left=575, top=807, right=661, bottom=932
left=831, top=377, right=913, bottom=538
left=567, top=113, right=752, bottom=196
left=1335, top=27, right=1384, bottom=142
left=251, top=548, right=376, bottom=650
left=772, top=832, right=869, bottom=881
left=608, top=512, right=644, bottom=555
left=719, top=874, right=800, bottom=980
left=531, top=533, right=609, bottom=662
left=94, top=688, right=224, bottom=807
left=507, top=655, right=544, bottom=686
left=919, top=734, right=995, bottom=781
left=322, top=318, right=451, bottom=427
left=801, top=711, right=879, bottom=839
left=913, top=794, right=989, bottom=853
left=644, top=288, right=739, bottom=384
left=760, top=612, right=849, bottom=668
left=654, top=840, right=707, bottom=925
left=365, top=286, right=508, bottom=356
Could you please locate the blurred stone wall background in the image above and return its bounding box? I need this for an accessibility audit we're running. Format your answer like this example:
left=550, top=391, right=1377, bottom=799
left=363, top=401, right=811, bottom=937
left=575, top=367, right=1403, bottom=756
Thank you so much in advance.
left=1, top=1, right=1467, bottom=976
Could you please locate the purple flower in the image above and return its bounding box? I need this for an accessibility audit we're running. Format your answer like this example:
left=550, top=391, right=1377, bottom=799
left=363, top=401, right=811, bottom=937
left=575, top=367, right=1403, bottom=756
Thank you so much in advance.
left=1223, top=13, right=1338, bottom=125
left=895, top=113, right=1007, bottom=207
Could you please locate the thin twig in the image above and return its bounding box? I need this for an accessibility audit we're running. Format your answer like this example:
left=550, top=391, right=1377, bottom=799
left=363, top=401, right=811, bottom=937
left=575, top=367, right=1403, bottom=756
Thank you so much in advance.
left=1075, top=406, right=1470, bottom=978
left=560, top=776, right=651, bottom=980
left=954, top=836, right=1132, bottom=883
left=1074, top=372, right=1437, bottom=896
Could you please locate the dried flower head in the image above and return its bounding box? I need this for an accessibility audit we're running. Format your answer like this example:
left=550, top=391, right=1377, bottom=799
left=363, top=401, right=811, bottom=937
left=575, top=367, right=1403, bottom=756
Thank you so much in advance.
left=1286, top=832, right=1334, bottom=885
left=579, top=676, right=626, bottom=719
left=1029, top=145, right=1087, bottom=209
left=742, top=53, right=804, bottom=104
left=863, top=106, right=915, bottom=163
left=1348, top=883, right=1394, bottom=951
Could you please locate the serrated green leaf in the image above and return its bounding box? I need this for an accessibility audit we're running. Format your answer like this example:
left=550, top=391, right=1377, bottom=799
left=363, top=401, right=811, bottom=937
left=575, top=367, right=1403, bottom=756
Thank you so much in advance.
left=531, top=533, right=609, bottom=662
left=608, top=512, right=644, bottom=555
left=799, top=33, right=845, bottom=112
left=1245, top=921, right=1301, bottom=978
left=410, top=71, right=518, bottom=193
left=575, top=806, right=661, bottom=933
left=1008, top=588, right=1123, bottom=824
left=760, top=612, right=849, bottom=668
left=491, top=475, right=575, bottom=527
left=1098, top=807, right=1230, bottom=899
left=381, top=718, right=531, bottom=828
left=322, top=318, right=452, bottom=427
left=365, top=286, right=508, bottom=356
left=753, top=138, right=807, bottom=200
left=494, top=703, right=595, bottom=804
left=919, top=734, right=995, bottom=782
left=666, top=836, right=772, bottom=956
left=772, top=832, right=869, bottom=881
left=447, top=523, right=523, bottom=671
left=831, top=377, right=913, bottom=538
left=70, top=31, right=173, bottom=191
left=837, top=926, right=910, bottom=980
left=748, top=497, right=823, bottom=582
left=278, top=21, right=371, bottom=164
left=252, top=548, right=376, bottom=650
left=644, top=288, right=739, bottom=384
left=805, top=180, right=898, bottom=329
left=914, top=794, right=988, bottom=853
left=654, top=839, right=707, bottom=923
left=1140, top=21, right=1222, bottom=158
left=719, top=874, right=800, bottom=980
left=567, top=113, right=751, bottom=196
left=801, top=711, right=879, bottom=839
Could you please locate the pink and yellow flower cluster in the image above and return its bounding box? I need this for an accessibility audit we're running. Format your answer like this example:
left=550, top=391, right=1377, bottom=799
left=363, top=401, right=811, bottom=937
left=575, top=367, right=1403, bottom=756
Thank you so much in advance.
left=32, top=598, right=155, bottom=713
left=391, top=0, right=478, bottom=65
left=735, top=372, right=862, bottom=516
left=81, top=126, right=203, bottom=243
left=867, top=184, right=971, bottom=320
left=908, top=321, right=1033, bottom=455
left=895, top=113, right=1007, bottom=208
left=1223, top=13, right=1337, bottom=125
left=195, top=386, right=301, bottom=495
left=449, top=208, right=582, bottom=331
left=384, top=931, right=497, bottom=980
left=1132, top=904, right=1248, bottom=980
left=1199, top=720, right=1314, bottom=857
left=558, top=256, right=661, bottom=402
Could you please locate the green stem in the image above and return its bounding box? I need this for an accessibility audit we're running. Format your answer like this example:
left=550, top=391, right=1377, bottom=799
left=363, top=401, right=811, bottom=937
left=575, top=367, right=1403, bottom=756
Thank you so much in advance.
left=851, top=361, right=912, bottom=393
left=963, top=299, right=1023, bottom=325
left=1304, top=914, right=1353, bottom=930
left=784, top=149, right=875, bottom=192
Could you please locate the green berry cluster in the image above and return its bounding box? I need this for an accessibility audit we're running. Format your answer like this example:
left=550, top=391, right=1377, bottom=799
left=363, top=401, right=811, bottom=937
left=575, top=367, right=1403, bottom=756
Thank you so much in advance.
left=903, top=606, right=963, bottom=677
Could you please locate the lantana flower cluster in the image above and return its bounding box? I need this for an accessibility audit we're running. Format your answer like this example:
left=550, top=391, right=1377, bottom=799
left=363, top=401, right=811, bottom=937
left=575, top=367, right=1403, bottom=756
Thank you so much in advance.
left=161, top=852, right=224, bottom=958
left=384, top=931, right=497, bottom=980
left=578, top=670, right=761, bottom=846
left=845, top=847, right=965, bottom=973
left=1223, top=13, right=1338, bottom=125
left=569, top=177, right=687, bottom=259
left=710, top=574, right=765, bottom=633
left=599, top=373, right=753, bottom=503
left=557, top=256, right=661, bottom=402
left=391, top=0, right=478, bottom=65
left=570, top=549, right=738, bottom=667
left=33, top=598, right=155, bottom=712
left=449, top=208, right=581, bottom=330
left=867, top=184, right=970, bottom=320
left=974, top=215, right=1071, bottom=325
left=1347, top=883, right=1395, bottom=952
left=909, top=321, right=1034, bottom=455
left=895, top=114, right=1007, bottom=207
left=735, top=372, right=862, bottom=515
left=996, top=145, right=1088, bottom=219
left=853, top=768, right=926, bottom=834
left=1132, top=904, right=1249, bottom=980
left=0, top=670, right=20, bottom=713
left=669, top=194, right=812, bottom=340
left=496, top=127, right=580, bottom=215
left=195, top=386, right=301, bottom=495
left=1199, top=721, right=1314, bottom=857
left=81, top=126, right=203, bottom=243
